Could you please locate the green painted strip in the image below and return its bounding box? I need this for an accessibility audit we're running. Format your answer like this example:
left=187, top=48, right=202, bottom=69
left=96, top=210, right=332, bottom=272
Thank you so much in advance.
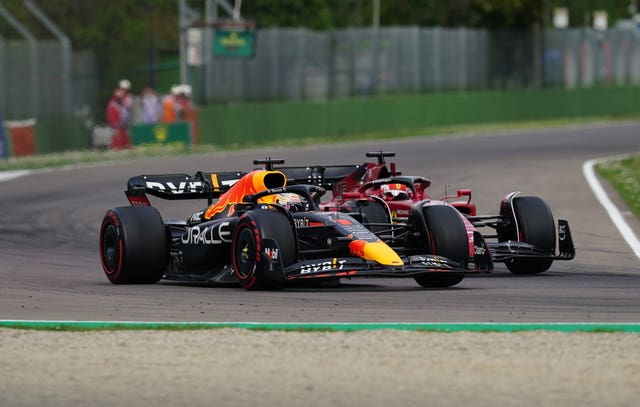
left=1, top=320, right=639, bottom=333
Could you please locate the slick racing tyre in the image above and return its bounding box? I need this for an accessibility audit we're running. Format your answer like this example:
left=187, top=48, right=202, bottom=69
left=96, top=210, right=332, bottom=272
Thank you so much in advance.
left=502, top=196, right=556, bottom=274
left=100, top=206, right=168, bottom=284
left=411, top=205, right=467, bottom=288
left=232, top=209, right=296, bottom=290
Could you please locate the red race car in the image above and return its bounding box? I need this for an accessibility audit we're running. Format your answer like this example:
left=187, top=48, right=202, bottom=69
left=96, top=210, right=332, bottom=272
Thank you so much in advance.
left=280, top=151, right=575, bottom=275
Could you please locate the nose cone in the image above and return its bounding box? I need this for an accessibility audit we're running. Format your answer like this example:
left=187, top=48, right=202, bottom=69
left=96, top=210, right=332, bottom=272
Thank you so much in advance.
left=349, top=240, right=404, bottom=267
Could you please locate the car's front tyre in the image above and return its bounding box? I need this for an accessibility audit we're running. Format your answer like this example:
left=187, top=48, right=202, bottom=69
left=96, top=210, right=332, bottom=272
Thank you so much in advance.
left=410, top=204, right=468, bottom=288
left=500, top=196, right=556, bottom=274
left=232, top=209, right=296, bottom=290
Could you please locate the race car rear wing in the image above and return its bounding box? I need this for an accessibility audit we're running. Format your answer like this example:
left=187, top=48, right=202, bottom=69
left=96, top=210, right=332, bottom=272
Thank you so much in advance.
left=125, top=171, right=245, bottom=206
left=279, top=165, right=364, bottom=188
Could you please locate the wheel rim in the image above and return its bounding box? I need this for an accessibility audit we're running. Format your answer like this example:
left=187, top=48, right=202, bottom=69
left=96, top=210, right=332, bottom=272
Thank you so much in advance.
left=101, top=224, right=120, bottom=274
left=234, top=227, right=256, bottom=280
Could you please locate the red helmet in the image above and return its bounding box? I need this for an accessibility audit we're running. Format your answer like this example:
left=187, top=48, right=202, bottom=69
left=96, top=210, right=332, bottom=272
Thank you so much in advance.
left=381, top=183, right=408, bottom=200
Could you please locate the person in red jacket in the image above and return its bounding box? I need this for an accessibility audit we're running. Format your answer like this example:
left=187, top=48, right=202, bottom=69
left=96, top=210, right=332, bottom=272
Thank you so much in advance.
left=106, top=89, right=131, bottom=149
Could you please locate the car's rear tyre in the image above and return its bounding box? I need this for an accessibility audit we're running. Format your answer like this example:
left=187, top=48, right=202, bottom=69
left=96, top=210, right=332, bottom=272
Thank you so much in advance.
left=411, top=205, right=468, bottom=288
left=502, top=196, right=556, bottom=274
left=99, top=206, right=168, bottom=284
left=232, top=209, right=296, bottom=290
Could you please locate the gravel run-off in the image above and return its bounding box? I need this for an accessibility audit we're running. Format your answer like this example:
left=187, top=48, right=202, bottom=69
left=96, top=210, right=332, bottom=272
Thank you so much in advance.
left=2, top=328, right=639, bottom=407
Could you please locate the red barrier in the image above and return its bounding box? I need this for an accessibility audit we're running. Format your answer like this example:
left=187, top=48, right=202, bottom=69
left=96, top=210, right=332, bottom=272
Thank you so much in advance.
left=6, top=119, right=37, bottom=157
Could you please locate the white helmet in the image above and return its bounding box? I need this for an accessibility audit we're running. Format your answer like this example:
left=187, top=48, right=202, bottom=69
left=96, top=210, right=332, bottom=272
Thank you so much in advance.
left=181, top=84, right=192, bottom=97
left=118, top=79, right=131, bottom=90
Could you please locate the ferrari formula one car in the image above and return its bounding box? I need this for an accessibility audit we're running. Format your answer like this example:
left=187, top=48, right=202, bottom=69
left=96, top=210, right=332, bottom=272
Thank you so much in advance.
left=279, top=151, right=575, bottom=275
left=99, top=159, right=492, bottom=290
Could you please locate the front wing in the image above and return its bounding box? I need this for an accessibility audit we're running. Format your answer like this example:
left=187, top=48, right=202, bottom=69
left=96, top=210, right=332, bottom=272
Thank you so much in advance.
left=280, top=254, right=489, bottom=281
left=488, top=220, right=576, bottom=262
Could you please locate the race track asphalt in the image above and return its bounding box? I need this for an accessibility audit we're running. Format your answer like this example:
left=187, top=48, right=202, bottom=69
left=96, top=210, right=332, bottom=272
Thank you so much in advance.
left=1, top=122, right=639, bottom=322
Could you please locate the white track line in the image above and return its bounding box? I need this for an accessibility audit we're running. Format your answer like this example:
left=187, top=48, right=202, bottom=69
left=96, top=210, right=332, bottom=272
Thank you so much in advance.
left=583, top=156, right=640, bottom=259
left=0, top=170, right=31, bottom=182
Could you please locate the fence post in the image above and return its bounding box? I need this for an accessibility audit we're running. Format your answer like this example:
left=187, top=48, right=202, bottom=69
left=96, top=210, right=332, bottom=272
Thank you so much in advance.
left=433, top=27, right=441, bottom=91
left=0, top=3, right=38, bottom=118
left=347, top=28, right=356, bottom=97
left=271, top=28, right=279, bottom=99
left=0, top=35, right=4, bottom=116
left=328, top=30, right=336, bottom=99
left=412, top=26, right=421, bottom=91
left=204, top=0, right=217, bottom=103
left=24, top=0, right=72, bottom=116
left=297, top=27, right=306, bottom=99
left=459, top=27, right=467, bottom=90
left=371, top=25, right=380, bottom=94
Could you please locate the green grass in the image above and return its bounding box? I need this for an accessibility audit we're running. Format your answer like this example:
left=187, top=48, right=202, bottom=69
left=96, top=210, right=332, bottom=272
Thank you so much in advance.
left=597, top=155, right=640, bottom=221
left=0, top=144, right=219, bottom=172
left=2, top=113, right=640, bottom=172
left=2, top=321, right=640, bottom=332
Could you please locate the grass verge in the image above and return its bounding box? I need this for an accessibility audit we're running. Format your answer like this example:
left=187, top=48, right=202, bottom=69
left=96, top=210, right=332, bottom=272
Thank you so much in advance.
left=596, top=155, right=640, bottom=221
left=2, top=321, right=640, bottom=332
left=1, top=113, right=640, bottom=172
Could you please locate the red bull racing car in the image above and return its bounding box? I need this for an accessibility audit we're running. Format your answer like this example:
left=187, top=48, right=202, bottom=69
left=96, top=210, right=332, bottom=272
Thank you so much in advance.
left=99, top=159, right=493, bottom=290
left=279, top=151, right=575, bottom=275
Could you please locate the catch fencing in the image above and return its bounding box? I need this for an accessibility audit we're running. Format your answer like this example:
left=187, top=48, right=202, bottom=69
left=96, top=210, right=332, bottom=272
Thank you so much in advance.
left=2, top=26, right=640, bottom=119
left=194, top=26, right=640, bottom=103
left=0, top=39, right=98, bottom=121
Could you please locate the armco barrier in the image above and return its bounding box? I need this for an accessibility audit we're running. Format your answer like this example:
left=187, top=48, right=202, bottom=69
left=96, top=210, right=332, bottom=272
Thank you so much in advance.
left=5, top=119, right=37, bottom=156
left=0, top=113, right=6, bottom=158
left=197, top=86, right=640, bottom=146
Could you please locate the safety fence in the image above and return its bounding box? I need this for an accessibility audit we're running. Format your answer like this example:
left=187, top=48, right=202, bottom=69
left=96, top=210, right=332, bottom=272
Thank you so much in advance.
left=192, top=26, right=640, bottom=103
left=3, top=27, right=640, bottom=155
left=0, top=39, right=98, bottom=120
left=3, top=26, right=640, bottom=118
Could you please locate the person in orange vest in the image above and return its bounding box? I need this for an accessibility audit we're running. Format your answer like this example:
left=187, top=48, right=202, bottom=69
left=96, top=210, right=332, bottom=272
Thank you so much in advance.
left=161, top=85, right=181, bottom=124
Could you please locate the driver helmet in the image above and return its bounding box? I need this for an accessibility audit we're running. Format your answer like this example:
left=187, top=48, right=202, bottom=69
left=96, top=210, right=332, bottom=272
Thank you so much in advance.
left=381, top=183, right=409, bottom=200
left=275, top=192, right=305, bottom=211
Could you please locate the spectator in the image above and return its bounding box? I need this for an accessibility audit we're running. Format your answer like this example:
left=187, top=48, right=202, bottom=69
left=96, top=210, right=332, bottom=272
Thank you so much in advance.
left=175, top=84, right=194, bottom=113
left=141, top=87, right=161, bottom=123
left=106, top=89, right=131, bottom=149
left=117, top=79, right=133, bottom=126
left=176, top=84, right=200, bottom=145
left=161, top=85, right=181, bottom=124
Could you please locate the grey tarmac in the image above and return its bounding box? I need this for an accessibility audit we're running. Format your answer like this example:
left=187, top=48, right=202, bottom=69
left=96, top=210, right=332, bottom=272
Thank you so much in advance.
left=1, top=122, right=640, bottom=407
